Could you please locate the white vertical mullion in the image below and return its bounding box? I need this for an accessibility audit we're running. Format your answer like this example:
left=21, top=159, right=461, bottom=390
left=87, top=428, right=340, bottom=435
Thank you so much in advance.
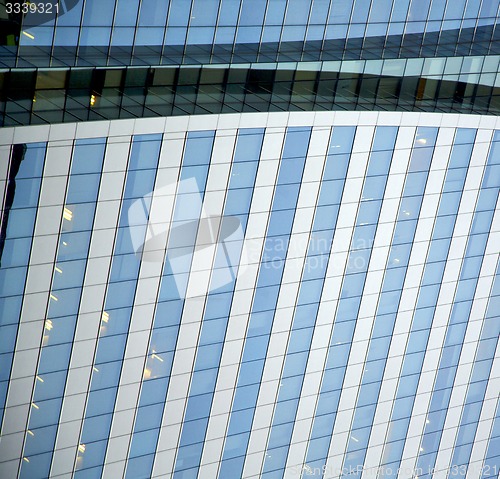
left=243, top=127, right=332, bottom=478
left=151, top=129, right=236, bottom=478
left=102, top=133, right=185, bottom=478
left=195, top=127, right=287, bottom=479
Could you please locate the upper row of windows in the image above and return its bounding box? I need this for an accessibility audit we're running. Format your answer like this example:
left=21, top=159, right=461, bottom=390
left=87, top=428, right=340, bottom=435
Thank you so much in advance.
left=18, top=0, right=499, bottom=47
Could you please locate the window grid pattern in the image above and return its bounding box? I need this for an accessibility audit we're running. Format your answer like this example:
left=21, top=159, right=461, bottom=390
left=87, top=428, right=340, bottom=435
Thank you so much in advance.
left=479, top=396, right=500, bottom=479
left=124, top=130, right=216, bottom=479
left=303, top=126, right=437, bottom=473
left=171, top=129, right=265, bottom=478
left=261, top=125, right=361, bottom=477
left=2, top=0, right=498, bottom=68
left=378, top=128, right=479, bottom=476
left=448, top=258, right=500, bottom=479
left=325, top=125, right=437, bottom=471
left=16, top=0, right=500, bottom=43
left=0, top=113, right=498, bottom=479
left=18, top=138, right=106, bottom=479
left=0, top=143, right=47, bottom=429
left=74, top=134, right=162, bottom=479
left=335, top=125, right=411, bottom=475
left=413, top=131, right=500, bottom=479
left=217, top=127, right=312, bottom=478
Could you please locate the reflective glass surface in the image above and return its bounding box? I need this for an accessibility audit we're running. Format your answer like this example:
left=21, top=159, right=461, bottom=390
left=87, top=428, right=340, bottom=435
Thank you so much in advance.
left=0, top=114, right=499, bottom=479
left=1, top=0, right=499, bottom=68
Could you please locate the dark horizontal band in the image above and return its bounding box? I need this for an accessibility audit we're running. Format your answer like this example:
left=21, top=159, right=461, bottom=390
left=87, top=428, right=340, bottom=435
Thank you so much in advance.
left=1, top=63, right=499, bottom=126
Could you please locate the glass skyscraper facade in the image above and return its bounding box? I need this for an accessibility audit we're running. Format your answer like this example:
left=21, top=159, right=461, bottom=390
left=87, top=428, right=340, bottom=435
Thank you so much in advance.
left=0, top=2, right=499, bottom=479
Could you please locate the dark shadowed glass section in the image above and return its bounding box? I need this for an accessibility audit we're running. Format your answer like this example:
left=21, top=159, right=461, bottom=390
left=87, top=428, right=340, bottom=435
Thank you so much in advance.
left=1, top=58, right=499, bottom=126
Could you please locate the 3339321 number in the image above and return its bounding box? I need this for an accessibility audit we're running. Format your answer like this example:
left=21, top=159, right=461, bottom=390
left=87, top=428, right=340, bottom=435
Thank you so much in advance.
left=5, top=2, right=59, bottom=14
